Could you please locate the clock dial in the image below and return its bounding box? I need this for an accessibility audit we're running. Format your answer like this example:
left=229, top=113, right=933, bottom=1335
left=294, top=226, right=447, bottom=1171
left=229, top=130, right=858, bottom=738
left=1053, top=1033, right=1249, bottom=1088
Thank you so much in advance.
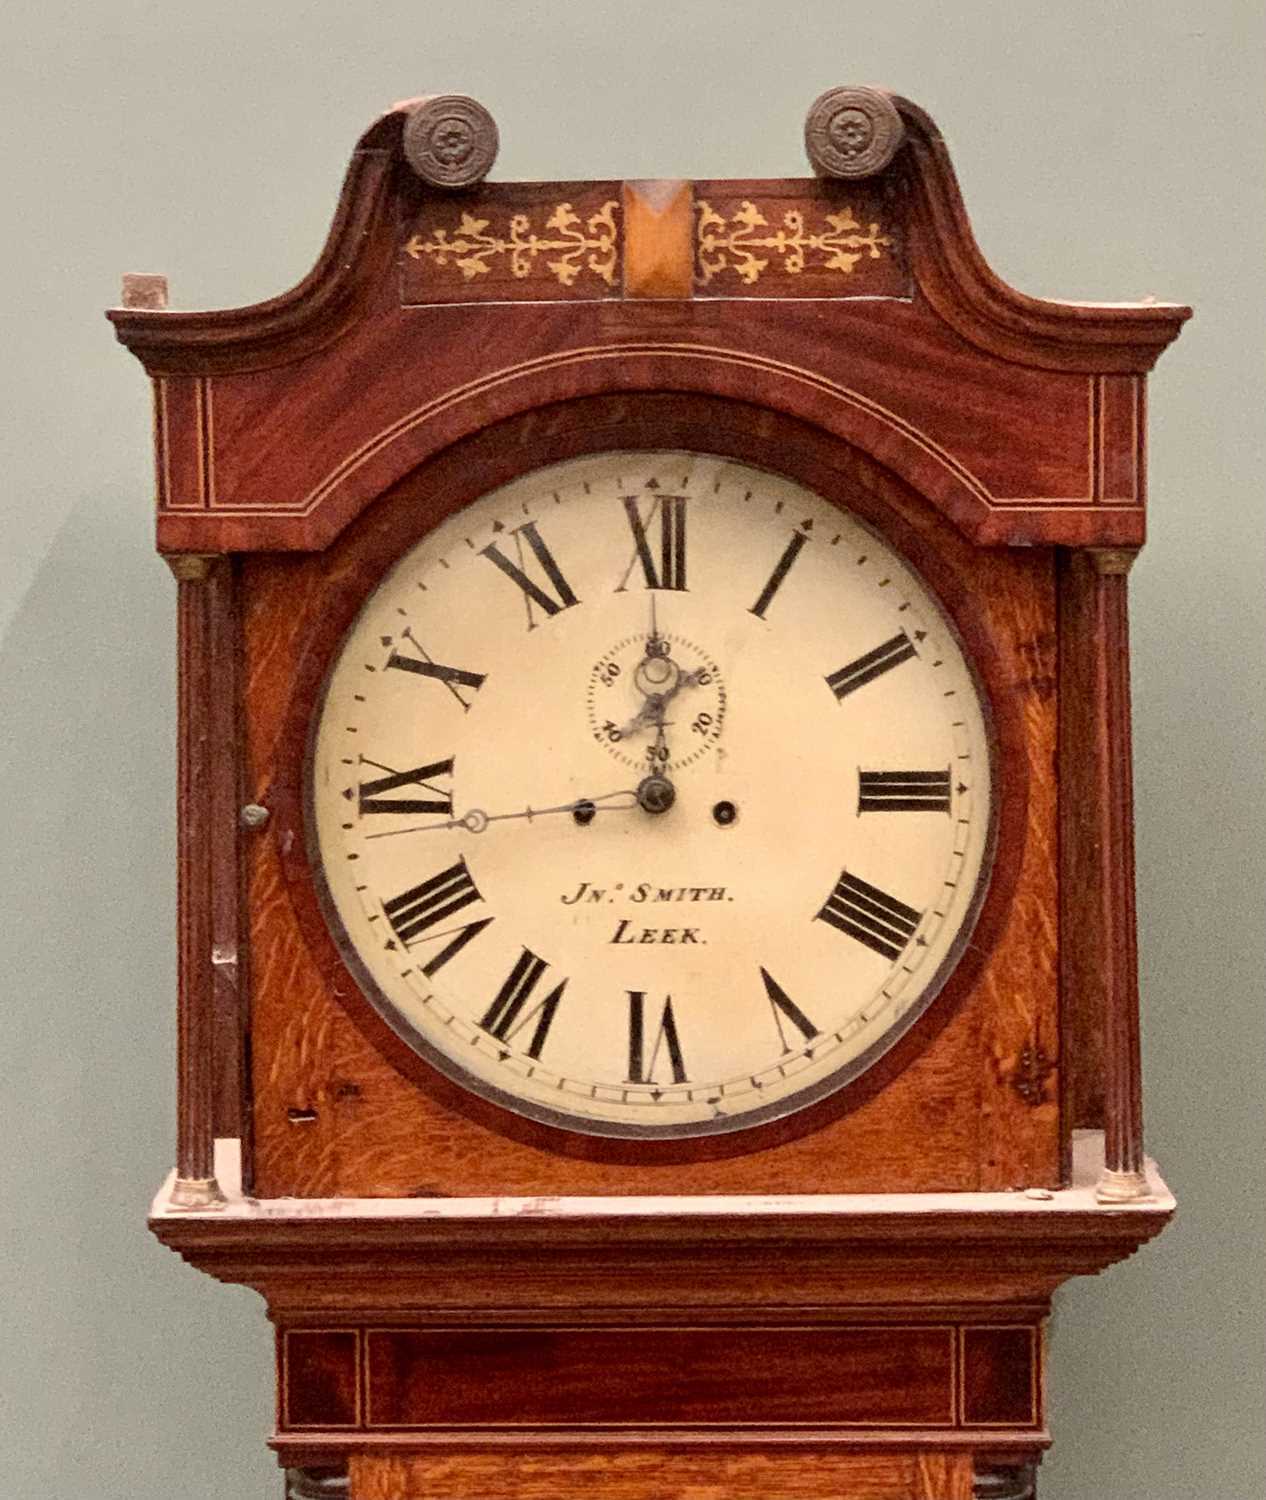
left=310, top=452, right=993, bottom=1138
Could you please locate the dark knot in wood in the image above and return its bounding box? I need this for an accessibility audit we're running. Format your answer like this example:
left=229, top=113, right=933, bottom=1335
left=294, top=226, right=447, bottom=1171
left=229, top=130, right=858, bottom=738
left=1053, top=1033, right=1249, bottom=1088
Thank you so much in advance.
left=403, top=94, right=499, bottom=189
left=1011, top=1041, right=1056, bottom=1106
left=804, top=86, right=905, bottom=179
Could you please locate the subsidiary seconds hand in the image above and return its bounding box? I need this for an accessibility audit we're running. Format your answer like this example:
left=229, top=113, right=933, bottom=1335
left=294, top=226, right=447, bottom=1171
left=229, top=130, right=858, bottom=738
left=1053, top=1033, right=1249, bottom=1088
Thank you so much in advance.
left=363, top=788, right=639, bottom=840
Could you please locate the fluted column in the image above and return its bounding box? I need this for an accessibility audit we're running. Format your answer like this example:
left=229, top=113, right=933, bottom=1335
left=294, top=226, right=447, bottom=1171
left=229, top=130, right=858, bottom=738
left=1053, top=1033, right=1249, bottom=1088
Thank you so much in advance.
left=165, top=554, right=226, bottom=1208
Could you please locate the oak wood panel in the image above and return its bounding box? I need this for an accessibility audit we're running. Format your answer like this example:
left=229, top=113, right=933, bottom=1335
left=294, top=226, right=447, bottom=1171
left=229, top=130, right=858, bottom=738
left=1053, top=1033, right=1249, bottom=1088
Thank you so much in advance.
left=974, top=573, right=1058, bottom=1191
left=348, top=1449, right=976, bottom=1500
left=243, top=395, right=1059, bottom=1196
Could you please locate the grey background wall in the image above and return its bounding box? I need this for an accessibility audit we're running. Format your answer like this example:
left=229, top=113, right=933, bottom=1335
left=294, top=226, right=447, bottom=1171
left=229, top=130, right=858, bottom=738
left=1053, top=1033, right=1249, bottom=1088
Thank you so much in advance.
left=2, top=3, right=1262, bottom=1497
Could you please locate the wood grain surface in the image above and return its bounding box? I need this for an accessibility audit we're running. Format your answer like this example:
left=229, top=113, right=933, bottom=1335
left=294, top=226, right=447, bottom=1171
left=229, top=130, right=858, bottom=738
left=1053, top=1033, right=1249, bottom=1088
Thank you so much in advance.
left=110, top=95, right=1188, bottom=382
left=170, top=558, right=217, bottom=1188
left=349, top=1448, right=976, bottom=1500
left=1087, top=556, right=1144, bottom=1179
left=360, top=1324, right=957, bottom=1428
left=623, top=180, right=694, bottom=299
left=140, top=302, right=1156, bottom=555
left=207, top=558, right=249, bottom=1147
left=1058, top=550, right=1106, bottom=1135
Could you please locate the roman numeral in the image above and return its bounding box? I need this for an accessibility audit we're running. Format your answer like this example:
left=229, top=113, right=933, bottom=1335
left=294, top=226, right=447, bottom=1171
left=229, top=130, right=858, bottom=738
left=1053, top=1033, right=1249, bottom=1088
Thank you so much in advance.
left=760, top=967, right=820, bottom=1053
left=479, top=948, right=566, bottom=1060
left=480, top=522, right=579, bottom=627
left=749, top=530, right=809, bottom=619
left=382, top=858, right=492, bottom=976
left=357, top=756, right=454, bottom=816
left=626, top=992, right=688, bottom=1085
left=858, top=768, right=952, bottom=814
left=617, top=494, right=688, bottom=591
left=826, top=633, right=917, bottom=700
left=817, top=870, right=922, bottom=961
left=385, top=634, right=486, bottom=711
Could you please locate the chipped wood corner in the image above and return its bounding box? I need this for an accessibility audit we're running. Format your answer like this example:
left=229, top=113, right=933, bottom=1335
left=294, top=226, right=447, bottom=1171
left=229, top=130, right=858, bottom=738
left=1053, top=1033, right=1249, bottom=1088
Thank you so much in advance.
left=1089, top=547, right=1138, bottom=576
left=164, top=553, right=219, bottom=583
left=120, top=272, right=169, bottom=310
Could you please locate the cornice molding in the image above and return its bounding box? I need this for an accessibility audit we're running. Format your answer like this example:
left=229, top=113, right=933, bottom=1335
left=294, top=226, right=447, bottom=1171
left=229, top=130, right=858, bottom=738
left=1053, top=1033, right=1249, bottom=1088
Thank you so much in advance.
left=891, top=96, right=1190, bottom=373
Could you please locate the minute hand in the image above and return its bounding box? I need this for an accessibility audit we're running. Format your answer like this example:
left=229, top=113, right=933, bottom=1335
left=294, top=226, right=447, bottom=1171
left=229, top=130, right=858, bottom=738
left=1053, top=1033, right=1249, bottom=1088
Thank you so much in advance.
left=363, top=788, right=639, bottom=840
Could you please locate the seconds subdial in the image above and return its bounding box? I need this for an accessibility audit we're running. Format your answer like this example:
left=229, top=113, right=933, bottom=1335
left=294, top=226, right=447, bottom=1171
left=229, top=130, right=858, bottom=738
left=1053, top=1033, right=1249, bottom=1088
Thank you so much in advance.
left=587, top=631, right=726, bottom=773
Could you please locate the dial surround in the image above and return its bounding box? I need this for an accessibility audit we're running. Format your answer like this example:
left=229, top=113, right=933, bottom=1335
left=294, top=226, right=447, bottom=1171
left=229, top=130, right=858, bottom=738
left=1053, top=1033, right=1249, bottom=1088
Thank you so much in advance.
left=309, top=451, right=995, bottom=1139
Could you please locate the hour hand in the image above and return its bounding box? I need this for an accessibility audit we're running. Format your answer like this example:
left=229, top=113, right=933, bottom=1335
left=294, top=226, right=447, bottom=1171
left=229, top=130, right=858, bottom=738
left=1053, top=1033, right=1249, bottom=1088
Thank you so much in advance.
left=615, top=669, right=705, bottom=736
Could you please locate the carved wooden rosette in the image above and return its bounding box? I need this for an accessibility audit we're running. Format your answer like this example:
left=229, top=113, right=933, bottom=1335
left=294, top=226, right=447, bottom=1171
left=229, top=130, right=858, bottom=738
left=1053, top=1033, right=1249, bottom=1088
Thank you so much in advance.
left=804, top=85, right=907, bottom=179
left=401, top=94, right=498, bottom=189
left=112, top=87, right=1188, bottom=1497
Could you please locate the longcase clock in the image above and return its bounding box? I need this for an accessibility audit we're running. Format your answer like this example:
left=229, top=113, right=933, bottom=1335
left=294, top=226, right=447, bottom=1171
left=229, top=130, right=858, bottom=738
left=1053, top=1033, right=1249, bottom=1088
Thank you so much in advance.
left=110, top=87, right=1189, bottom=1500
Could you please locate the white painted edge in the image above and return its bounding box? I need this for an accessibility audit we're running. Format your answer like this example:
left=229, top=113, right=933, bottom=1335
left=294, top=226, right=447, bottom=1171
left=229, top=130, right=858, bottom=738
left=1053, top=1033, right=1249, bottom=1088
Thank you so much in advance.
left=149, top=1130, right=1172, bottom=1223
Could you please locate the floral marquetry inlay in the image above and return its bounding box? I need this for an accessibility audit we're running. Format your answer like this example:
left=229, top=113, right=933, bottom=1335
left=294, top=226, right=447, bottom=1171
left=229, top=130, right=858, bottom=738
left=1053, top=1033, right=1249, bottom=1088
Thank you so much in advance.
left=696, top=199, right=894, bottom=287
left=405, top=201, right=620, bottom=288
